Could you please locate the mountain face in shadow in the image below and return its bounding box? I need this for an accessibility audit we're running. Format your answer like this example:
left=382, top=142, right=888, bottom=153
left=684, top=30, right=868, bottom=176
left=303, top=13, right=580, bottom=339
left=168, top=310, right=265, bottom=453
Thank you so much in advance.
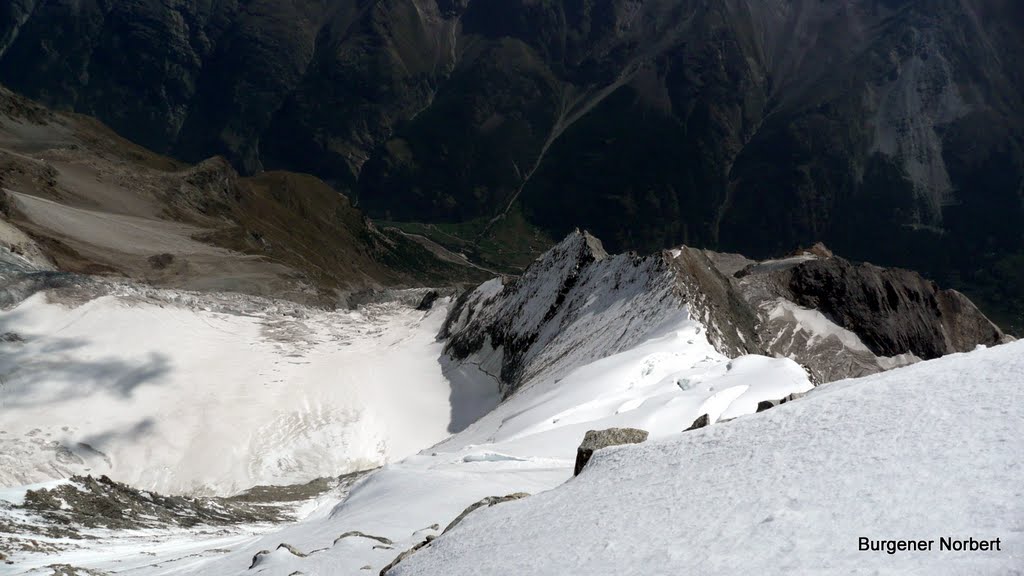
left=2, top=0, right=1021, bottom=330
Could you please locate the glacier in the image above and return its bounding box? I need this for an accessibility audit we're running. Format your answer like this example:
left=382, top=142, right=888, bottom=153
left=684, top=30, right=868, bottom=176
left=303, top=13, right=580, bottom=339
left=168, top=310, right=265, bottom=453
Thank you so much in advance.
left=0, top=231, right=1017, bottom=575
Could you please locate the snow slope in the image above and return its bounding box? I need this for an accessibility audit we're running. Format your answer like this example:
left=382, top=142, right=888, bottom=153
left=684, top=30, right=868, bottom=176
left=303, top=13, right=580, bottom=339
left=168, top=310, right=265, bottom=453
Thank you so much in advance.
left=0, top=289, right=484, bottom=496
left=59, top=307, right=808, bottom=575
left=394, top=341, right=1024, bottom=576
left=442, top=231, right=687, bottom=396
left=3, top=230, right=1013, bottom=574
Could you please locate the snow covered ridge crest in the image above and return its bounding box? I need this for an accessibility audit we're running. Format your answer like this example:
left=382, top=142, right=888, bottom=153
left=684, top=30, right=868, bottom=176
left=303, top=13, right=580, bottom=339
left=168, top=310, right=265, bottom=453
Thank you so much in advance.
left=441, top=231, right=685, bottom=397
left=390, top=340, right=1024, bottom=576
left=441, top=230, right=1009, bottom=391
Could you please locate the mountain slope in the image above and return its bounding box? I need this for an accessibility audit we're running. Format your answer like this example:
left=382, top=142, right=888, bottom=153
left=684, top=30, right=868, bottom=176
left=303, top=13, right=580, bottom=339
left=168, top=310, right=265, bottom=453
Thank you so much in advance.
left=391, top=339, right=1024, bottom=576
left=3, top=0, right=1021, bottom=329
left=1, top=229, right=1015, bottom=573
left=443, top=231, right=1007, bottom=388
left=0, top=85, right=487, bottom=303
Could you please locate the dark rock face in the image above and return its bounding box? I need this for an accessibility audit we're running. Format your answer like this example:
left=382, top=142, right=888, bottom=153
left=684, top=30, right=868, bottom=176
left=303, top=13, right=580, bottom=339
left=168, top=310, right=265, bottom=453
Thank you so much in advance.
left=574, top=427, right=648, bottom=476
left=755, top=392, right=806, bottom=413
left=2, top=1, right=1021, bottom=331
left=782, top=258, right=1006, bottom=360
left=442, top=232, right=1008, bottom=389
left=415, top=290, right=440, bottom=311
left=692, top=245, right=1010, bottom=381
left=0, top=0, right=457, bottom=183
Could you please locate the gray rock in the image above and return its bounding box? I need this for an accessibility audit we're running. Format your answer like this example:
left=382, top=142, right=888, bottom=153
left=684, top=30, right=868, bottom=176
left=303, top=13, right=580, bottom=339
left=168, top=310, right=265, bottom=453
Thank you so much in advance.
left=40, top=565, right=107, bottom=576
left=684, top=414, right=711, bottom=432
left=755, top=392, right=807, bottom=413
left=442, top=493, right=530, bottom=534
left=574, top=428, right=649, bottom=476
left=380, top=493, right=528, bottom=576
left=248, top=550, right=270, bottom=569
left=782, top=258, right=1007, bottom=359
left=21, top=475, right=282, bottom=532
left=415, top=290, right=440, bottom=311
left=277, top=543, right=308, bottom=558
left=333, top=531, right=393, bottom=547
left=379, top=540, right=431, bottom=576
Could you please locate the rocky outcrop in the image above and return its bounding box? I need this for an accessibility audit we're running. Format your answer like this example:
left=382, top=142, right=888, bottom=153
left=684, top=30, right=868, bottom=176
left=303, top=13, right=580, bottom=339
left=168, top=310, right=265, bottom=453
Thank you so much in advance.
left=20, top=475, right=284, bottom=532
left=334, top=531, right=394, bottom=547
left=782, top=258, right=1006, bottom=360
left=3, top=0, right=1020, bottom=331
left=443, top=231, right=1008, bottom=390
left=722, top=248, right=1010, bottom=380
left=684, top=414, right=711, bottom=432
left=442, top=493, right=531, bottom=533
left=442, top=230, right=682, bottom=396
left=755, top=392, right=807, bottom=414
left=0, top=90, right=490, bottom=303
left=415, top=290, right=440, bottom=311
left=380, top=492, right=529, bottom=575
left=575, top=428, right=649, bottom=476
left=248, top=551, right=271, bottom=570
left=669, top=247, right=761, bottom=358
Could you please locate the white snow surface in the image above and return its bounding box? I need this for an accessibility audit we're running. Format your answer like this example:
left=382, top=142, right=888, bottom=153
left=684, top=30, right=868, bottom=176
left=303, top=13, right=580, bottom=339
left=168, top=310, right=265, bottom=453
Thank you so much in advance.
left=443, top=232, right=688, bottom=393
left=395, top=341, right=1024, bottom=576
left=768, top=298, right=874, bottom=353
left=4, top=265, right=1016, bottom=574
left=3, top=284, right=815, bottom=573
left=0, top=290, right=476, bottom=496
left=22, top=306, right=808, bottom=575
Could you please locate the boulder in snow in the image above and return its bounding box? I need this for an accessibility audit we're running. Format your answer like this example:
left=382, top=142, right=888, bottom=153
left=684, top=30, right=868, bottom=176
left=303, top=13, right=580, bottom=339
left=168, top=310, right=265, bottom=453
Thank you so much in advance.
left=755, top=391, right=807, bottom=413
left=684, top=414, right=710, bottom=431
left=574, top=428, right=649, bottom=475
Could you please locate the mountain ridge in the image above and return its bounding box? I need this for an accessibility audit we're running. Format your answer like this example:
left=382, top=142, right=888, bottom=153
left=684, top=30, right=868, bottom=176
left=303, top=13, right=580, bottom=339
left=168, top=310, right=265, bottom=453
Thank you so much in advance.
left=2, top=0, right=1021, bottom=329
left=0, top=84, right=488, bottom=305
left=443, top=229, right=1008, bottom=390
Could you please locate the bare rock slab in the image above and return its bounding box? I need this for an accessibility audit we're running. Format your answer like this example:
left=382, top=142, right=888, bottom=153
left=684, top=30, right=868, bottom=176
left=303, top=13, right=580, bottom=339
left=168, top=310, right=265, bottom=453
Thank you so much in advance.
left=574, top=428, right=649, bottom=476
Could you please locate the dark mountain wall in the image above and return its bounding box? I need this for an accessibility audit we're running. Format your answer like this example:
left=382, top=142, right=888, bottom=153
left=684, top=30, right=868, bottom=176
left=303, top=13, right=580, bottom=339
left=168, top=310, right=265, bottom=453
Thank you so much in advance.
left=2, top=0, right=1021, bottom=329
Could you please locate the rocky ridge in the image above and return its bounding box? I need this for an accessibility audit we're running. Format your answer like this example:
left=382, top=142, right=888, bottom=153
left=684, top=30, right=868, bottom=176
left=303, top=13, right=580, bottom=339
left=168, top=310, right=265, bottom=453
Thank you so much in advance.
left=443, top=230, right=1008, bottom=390
left=2, top=0, right=1020, bottom=330
left=0, top=85, right=487, bottom=305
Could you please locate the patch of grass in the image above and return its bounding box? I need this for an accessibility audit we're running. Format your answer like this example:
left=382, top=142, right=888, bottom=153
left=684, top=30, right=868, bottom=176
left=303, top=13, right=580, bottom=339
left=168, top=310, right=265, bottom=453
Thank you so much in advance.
left=195, top=171, right=489, bottom=298
left=378, top=202, right=554, bottom=274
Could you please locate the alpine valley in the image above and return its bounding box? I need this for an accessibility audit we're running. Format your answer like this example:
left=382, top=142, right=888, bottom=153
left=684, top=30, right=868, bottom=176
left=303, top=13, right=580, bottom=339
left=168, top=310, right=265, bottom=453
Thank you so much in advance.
left=0, top=3, right=1021, bottom=575
left=2, top=0, right=1022, bottom=331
